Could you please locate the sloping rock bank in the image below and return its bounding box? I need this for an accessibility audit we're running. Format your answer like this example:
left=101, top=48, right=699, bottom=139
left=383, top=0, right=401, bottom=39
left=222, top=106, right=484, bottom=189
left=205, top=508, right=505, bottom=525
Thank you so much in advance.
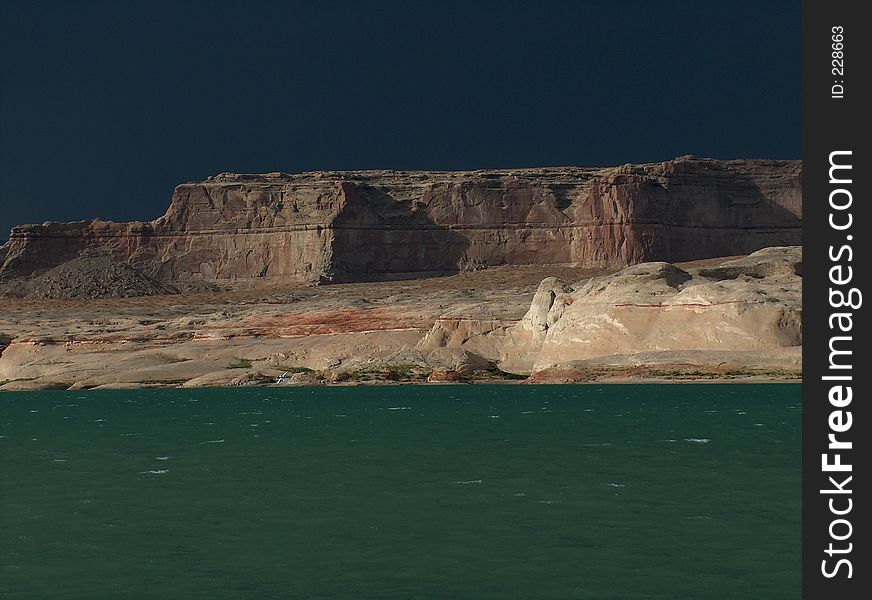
left=1, top=256, right=178, bottom=299
left=0, top=249, right=801, bottom=389
left=1, top=157, right=800, bottom=286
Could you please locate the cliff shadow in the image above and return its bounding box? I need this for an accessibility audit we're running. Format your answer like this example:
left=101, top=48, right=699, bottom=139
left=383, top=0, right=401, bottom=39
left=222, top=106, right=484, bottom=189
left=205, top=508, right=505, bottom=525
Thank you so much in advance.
left=656, top=162, right=802, bottom=262
left=329, top=184, right=471, bottom=283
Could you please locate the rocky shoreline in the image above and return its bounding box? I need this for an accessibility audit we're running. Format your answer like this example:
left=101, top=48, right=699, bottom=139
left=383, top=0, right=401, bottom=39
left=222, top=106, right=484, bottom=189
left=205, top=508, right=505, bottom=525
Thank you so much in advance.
left=0, top=247, right=801, bottom=390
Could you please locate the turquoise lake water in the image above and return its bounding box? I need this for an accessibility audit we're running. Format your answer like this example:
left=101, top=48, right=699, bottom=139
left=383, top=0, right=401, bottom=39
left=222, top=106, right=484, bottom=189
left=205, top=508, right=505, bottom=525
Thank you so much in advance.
left=0, top=385, right=800, bottom=599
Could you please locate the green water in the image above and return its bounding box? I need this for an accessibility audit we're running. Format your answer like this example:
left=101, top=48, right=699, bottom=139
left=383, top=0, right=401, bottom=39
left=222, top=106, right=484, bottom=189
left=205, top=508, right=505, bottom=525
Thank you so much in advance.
left=1, top=385, right=800, bottom=599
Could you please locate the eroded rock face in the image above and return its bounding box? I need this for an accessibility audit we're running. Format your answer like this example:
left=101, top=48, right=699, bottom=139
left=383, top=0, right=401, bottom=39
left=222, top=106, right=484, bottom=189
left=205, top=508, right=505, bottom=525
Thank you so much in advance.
left=0, top=157, right=800, bottom=285
left=499, top=246, right=802, bottom=374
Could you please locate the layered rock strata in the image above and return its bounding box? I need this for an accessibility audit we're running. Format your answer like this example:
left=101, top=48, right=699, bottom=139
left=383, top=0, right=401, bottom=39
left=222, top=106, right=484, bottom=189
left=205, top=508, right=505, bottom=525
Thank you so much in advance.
left=0, top=157, right=801, bottom=285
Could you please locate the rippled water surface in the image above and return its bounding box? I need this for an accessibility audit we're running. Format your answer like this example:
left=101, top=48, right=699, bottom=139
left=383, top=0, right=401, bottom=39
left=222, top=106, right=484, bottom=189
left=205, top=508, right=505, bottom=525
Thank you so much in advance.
left=1, top=385, right=800, bottom=599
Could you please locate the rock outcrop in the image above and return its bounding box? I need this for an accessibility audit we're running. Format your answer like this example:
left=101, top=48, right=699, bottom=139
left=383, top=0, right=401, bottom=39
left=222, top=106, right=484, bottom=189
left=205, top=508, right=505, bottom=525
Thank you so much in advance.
left=0, top=157, right=801, bottom=286
left=499, top=246, right=802, bottom=375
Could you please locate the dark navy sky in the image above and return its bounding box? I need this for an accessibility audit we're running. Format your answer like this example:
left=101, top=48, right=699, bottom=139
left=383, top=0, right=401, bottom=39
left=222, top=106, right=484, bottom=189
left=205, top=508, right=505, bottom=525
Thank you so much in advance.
left=0, top=1, right=800, bottom=237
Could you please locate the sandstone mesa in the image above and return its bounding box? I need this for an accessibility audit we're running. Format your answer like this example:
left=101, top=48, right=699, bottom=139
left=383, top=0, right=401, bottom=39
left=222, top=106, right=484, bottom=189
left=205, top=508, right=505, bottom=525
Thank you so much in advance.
left=0, top=157, right=802, bottom=389
left=0, top=156, right=800, bottom=285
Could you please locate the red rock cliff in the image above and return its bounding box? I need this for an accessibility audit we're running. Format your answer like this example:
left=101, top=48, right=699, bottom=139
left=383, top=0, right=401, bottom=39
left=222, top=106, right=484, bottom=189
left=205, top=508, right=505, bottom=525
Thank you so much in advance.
left=0, top=156, right=801, bottom=283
